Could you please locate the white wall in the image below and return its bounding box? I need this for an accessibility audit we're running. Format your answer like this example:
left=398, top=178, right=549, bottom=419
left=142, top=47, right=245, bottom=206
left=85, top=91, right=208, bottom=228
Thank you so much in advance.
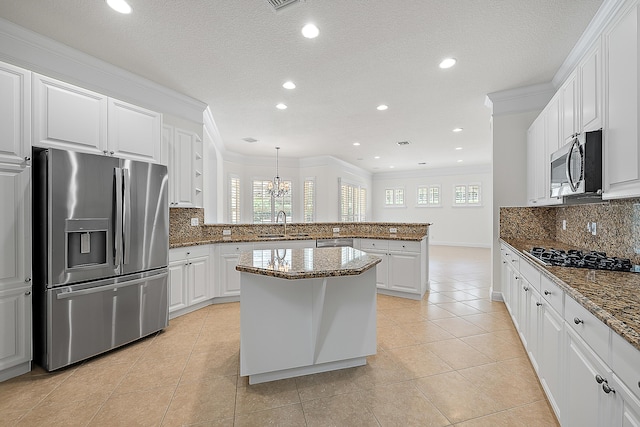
left=372, top=166, right=493, bottom=247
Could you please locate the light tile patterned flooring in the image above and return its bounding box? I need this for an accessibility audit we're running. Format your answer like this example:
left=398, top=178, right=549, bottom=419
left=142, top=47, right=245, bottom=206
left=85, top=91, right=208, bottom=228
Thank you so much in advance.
left=0, top=246, right=559, bottom=426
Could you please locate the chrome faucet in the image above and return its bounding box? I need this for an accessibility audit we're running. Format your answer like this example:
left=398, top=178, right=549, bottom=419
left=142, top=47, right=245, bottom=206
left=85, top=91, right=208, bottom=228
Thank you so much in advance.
left=276, top=210, right=287, bottom=236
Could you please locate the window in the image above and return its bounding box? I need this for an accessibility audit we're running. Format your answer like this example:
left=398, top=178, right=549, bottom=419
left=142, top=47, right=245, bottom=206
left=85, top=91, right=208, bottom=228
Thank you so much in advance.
left=384, top=188, right=405, bottom=206
left=417, top=185, right=441, bottom=207
left=303, top=178, right=315, bottom=222
left=229, top=175, right=240, bottom=223
left=339, top=179, right=366, bottom=222
left=454, top=183, right=482, bottom=206
left=252, top=179, right=292, bottom=223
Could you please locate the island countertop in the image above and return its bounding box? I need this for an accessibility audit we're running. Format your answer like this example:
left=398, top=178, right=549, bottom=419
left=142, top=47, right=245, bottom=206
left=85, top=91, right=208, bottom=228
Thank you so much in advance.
left=235, top=246, right=381, bottom=280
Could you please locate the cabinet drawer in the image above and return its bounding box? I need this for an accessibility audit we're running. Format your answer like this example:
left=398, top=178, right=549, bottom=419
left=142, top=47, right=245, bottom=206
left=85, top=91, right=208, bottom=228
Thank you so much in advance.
left=519, top=258, right=540, bottom=290
left=388, top=240, right=420, bottom=253
left=565, top=295, right=610, bottom=360
left=359, top=239, right=387, bottom=251
left=540, top=275, right=564, bottom=315
left=169, top=245, right=209, bottom=261
left=218, top=243, right=253, bottom=255
left=611, top=331, right=640, bottom=400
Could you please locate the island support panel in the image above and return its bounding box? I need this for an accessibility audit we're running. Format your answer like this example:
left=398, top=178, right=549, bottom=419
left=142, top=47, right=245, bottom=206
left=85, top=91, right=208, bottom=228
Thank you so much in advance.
left=240, top=268, right=377, bottom=384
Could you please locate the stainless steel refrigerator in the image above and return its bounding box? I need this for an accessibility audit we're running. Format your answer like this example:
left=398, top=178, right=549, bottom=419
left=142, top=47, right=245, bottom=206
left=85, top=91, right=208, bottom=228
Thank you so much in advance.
left=32, top=147, right=169, bottom=371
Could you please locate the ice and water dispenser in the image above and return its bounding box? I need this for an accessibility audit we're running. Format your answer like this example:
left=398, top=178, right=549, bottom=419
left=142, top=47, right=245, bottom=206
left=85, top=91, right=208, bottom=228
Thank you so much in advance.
left=65, top=218, right=109, bottom=269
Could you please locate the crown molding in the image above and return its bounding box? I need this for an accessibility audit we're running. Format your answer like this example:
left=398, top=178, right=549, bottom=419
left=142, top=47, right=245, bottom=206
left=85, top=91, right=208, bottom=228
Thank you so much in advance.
left=0, top=17, right=206, bottom=123
left=372, top=163, right=491, bottom=180
left=485, top=82, right=555, bottom=117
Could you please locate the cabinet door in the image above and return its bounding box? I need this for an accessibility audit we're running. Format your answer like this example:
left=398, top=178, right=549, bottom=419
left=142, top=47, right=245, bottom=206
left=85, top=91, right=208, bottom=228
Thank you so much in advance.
left=0, top=286, right=31, bottom=373
left=0, top=62, right=30, bottom=164
left=32, top=74, right=107, bottom=154
left=546, top=95, right=561, bottom=154
left=508, top=267, right=521, bottom=328
left=0, top=164, right=30, bottom=290
left=170, top=128, right=203, bottom=208
left=107, top=98, right=161, bottom=163
left=581, top=42, right=602, bottom=133
left=611, top=375, right=640, bottom=427
left=540, top=303, right=564, bottom=420
left=526, top=287, right=541, bottom=373
left=603, top=4, right=640, bottom=199
left=189, top=255, right=210, bottom=305
left=561, top=71, right=578, bottom=144
left=564, top=326, right=613, bottom=427
left=168, top=260, right=188, bottom=313
left=517, top=280, right=531, bottom=349
left=388, top=251, right=420, bottom=293
left=220, top=253, right=241, bottom=297
left=500, top=255, right=511, bottom=308
left=526, top=126, right=537, bottom=205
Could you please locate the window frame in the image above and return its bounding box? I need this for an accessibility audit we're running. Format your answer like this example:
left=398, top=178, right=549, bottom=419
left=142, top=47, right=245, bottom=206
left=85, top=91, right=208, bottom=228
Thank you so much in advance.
left=251, top=178, right=293, bottom=223
left=303, top=177, right=316, bottom=223
left=416, top=184, right=441, bottom=207
left=339, top=178, right=367, bottom=222
left=384, top=187, right=405, bottom=208
left=453, top=183, right=482, bottom=207
left=228, top=174, right=241, bottom=223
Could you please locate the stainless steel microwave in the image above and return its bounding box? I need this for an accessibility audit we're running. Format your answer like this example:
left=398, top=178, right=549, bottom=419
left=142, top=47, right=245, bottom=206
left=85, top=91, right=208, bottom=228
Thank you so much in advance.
left=550, top=129, right=602, bottom=198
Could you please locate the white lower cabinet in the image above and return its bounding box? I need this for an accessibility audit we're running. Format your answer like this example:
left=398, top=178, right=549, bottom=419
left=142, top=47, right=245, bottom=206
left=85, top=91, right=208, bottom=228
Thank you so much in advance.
left=539, top=298, right=564, bottom=419
left=216, top=243, right=254, bottom=298
left=564, top=326, right=614, bottom=427
left=358, top=238, right=427, bottom=300
left=610, top=374, right=640, bottom=427
left=168, top=246, right=211, bottom=316
left=0, top=286, right=31, bottom=381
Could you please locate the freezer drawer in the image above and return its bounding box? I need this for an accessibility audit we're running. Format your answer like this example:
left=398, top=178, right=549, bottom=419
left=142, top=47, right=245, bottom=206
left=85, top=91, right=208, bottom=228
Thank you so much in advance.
left=42, top=270, right=168, bottom=371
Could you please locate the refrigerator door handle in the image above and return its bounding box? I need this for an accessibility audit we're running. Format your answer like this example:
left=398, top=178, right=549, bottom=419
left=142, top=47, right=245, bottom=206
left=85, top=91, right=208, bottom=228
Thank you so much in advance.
left=123, top=168, right=131, bottom=265
left=56, top=271, right=168, bottom=299
left=114, top=167, right=123, bottom=268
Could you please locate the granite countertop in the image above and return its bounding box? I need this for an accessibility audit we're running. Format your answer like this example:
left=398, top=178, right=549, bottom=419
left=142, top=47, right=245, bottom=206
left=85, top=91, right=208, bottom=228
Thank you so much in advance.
left=170, top=233, right=427, bottom=249
left=235, top=246, right=382, bottom=280
left=501, top=238, right=640, bottom=353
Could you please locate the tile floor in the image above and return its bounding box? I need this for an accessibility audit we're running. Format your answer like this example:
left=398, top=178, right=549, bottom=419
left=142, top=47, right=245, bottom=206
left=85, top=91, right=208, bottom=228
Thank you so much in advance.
left=0, top=246, right=560, bottom=426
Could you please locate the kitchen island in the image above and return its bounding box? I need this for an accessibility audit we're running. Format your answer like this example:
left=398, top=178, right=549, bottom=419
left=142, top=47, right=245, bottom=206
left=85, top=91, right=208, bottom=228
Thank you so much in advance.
left=236, top=246, right=380, bottom=385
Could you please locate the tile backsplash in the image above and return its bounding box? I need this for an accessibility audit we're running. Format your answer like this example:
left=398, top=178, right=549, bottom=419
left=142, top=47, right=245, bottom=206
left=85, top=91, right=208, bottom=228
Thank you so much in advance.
left=500, top=198, right=640, bottom=264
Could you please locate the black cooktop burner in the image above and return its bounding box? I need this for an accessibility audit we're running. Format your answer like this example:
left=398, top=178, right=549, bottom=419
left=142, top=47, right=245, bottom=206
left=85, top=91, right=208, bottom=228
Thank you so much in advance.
left=528, top=247, right=633, bottom=272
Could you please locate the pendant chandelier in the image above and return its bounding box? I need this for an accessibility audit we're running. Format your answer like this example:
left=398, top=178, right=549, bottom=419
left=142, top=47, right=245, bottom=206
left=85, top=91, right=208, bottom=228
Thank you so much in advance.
left=267, top=146, right=290, bottom=198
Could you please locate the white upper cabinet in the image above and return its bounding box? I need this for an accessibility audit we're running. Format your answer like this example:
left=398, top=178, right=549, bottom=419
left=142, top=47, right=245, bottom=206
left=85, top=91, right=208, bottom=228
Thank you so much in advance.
left=603, top=3, right=640, bottom=199
left=546, top=94, right=561, bottom=154
left=0, top=62, right=31, bottom=165
left=561, top=71, right=579, bottom=145
left=107, top=98, right=161, bottom=163
left=526, top=109, right=561, bottom=206
left=166, top=125, right=203, bottom=208
left=33, top=73, right=107, bottom=155
left=580, top=41, right=603, bottom=133
left=33, top=73, right=162, bottom=163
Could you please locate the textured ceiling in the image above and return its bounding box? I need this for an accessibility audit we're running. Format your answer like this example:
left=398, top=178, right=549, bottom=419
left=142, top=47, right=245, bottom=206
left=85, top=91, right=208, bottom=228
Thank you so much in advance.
left=0, top=0, right=603, bottom=172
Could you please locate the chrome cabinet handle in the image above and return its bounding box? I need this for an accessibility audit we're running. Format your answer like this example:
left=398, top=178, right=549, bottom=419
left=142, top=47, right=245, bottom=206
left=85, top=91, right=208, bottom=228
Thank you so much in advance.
left=595, top=375, right=605, bottom=384
left=544, top=290, right=551, bottom=295
left=24, top=156, right=31, bottom=161
left=24, top=291, right=31, bottom=296
left=503, top=261, right=507, bottom=264
left=523, top=286, right=529, bottom=292
left=574, top=317, right=584, bottom=325
left=536, top=302, right=542, bottom=307
left=602, top=383, right=615, bottom=394
left=25, top=278, right=31, bottom=283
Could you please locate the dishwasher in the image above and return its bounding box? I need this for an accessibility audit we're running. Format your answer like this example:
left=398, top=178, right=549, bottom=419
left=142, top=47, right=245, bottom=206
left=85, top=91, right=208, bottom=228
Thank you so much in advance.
left=316, top=238, right=354, bottom=248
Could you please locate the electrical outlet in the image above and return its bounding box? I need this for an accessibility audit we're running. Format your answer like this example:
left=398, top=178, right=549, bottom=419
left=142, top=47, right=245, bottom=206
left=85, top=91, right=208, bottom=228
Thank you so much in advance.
left=562, top=219, right=566, bottom=230
left=389, top=227, right=397, bottom=233
left=190, top=218, right=199, bottom=226
left=591, top=222, right=597, bottom=235
left=222, top=229, right=231, bottom=236
left=332, top=227, right=340, bottom=233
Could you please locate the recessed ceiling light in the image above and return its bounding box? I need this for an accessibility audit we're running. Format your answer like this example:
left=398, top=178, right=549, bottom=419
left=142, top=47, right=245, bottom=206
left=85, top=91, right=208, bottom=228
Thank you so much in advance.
left=353, top=142, right=360, bottom=146
left=439, top=58, right=457, bottom=69
left=455, top=147, right=463, bottom=150
left=389, top=165, right=395, bottom=169
left=457, top=159, right=463, bottom=163
left=377, top=104, right=388, bottom=111
left=283, top=81, right=296, bottom=89
left=106, top=0, right=132, bottom=14
left=276, top=103, right=287, bottom=110
left=452, top=127, right=463, bottom=132
left=374, top=156, right=380, bottom=159
left=302, top=23, right=319, bottom=39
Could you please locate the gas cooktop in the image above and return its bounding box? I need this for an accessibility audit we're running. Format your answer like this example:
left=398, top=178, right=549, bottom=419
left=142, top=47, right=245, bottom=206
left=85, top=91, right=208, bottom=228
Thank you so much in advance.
left=525, top=247, right=634, bottom=273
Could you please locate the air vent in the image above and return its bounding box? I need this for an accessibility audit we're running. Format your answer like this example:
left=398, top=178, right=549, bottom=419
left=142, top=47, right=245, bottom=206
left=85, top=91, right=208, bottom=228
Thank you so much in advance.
left=265, top=0, right=302, bottom=12
left=396, top=141, right=411, bottom=146
left=242, top=137, right=258, bottom=143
